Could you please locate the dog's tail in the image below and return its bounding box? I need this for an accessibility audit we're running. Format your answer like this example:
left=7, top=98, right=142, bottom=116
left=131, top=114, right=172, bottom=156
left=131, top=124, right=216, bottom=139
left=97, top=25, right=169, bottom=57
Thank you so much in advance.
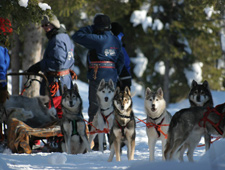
left=164, top=111, right=180, bottom=160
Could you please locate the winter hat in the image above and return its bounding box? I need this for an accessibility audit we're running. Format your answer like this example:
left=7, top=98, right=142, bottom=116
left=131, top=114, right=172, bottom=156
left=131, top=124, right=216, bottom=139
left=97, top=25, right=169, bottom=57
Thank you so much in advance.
left=0, top=18, right=13, bottom=36
left=111, top=22, right=123, bottom=36
left=41, top=15, right=60, bottom=29
left=93, top=14, right=111, bottom=30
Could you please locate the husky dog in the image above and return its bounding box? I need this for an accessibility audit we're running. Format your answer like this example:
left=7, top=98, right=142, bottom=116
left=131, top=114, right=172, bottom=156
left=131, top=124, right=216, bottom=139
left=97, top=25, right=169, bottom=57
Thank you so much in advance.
left=1, top=95, right=56, bottom=127
left=88, top=79, right=115, bottom=152
left=108, top=86, right=136, bottom=162
left=144, top=87, right=172, bottom=161
left=61, top=84, right=91, bottom=154
left=177, top=80, right=214, bottom=161
left=164, top=103, right=225, bottom=162
left=189, top=80, right=213, bottom=107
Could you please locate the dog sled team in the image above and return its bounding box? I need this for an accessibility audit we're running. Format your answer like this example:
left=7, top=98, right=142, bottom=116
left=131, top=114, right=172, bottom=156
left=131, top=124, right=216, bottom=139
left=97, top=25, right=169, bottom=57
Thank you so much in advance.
left=1, top=13, right=225, bottom=162
left=2, top=76, right=225, bottom=162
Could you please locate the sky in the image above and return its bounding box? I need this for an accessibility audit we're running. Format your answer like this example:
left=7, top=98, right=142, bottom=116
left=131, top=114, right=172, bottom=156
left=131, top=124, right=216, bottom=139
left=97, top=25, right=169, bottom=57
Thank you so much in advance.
left=1, top=79, right=225, bottom=170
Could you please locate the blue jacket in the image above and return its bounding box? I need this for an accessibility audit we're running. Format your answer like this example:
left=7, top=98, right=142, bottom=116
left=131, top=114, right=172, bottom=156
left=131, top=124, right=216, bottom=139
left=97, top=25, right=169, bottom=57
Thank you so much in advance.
left=0, top=46, right=10, bottom=88
left=72, top=25, right=124, bottom=82
left=39, top=30, right=75, bottom=96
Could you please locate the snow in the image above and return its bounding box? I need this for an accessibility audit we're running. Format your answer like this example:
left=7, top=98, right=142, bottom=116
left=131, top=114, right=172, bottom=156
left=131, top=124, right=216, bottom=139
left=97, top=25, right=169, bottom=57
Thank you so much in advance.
left=18, top=0, right=29, bottom=8
left=1, top=79, right=225, bottom=170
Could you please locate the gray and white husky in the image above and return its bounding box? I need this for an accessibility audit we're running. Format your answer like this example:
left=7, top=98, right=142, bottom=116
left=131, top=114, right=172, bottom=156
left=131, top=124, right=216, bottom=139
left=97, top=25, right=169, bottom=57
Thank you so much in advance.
left=164, top=103, right=225, bottom=162
left=144, top=87, right=172, bottom=161
left=88, top=79, right=115, bottom=152
left=61, top=84, right=91, bottom=154
left=177, top=80, right=214, bottom=161
left=108, top=86, right=136, bottom=162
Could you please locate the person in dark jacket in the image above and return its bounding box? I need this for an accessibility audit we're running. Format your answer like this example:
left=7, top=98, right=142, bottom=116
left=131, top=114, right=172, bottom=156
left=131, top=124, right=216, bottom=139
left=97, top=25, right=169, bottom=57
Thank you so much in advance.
left=72, top=14, right=124, bottom=149
left=111, top=22, right=132, bottom=91
left=0, top=17, right=13, bottom=141
left=72, top=14, right=124, bottom=121
left=27, top=14, right=75, bottom=119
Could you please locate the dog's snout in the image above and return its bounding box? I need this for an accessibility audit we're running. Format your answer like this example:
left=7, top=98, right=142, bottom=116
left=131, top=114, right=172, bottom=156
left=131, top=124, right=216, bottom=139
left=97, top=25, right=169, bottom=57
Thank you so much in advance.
left=105, top=97, right=109, bottom=102
left=70, top=101, right=74, bottom=106
left=152, top=104, right=155, bottom=108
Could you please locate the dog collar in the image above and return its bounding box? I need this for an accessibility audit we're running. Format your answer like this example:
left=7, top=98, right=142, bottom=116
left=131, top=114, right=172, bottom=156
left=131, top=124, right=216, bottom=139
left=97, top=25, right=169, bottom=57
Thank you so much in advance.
left=100, top=107, right=110, bottom=112
left=148, top=113, right=163, bottom=121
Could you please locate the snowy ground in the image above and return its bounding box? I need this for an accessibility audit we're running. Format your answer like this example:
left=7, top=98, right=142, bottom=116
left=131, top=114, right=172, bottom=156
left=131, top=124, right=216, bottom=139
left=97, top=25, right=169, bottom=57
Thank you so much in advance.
left=0, top=79, right=225, bottom=170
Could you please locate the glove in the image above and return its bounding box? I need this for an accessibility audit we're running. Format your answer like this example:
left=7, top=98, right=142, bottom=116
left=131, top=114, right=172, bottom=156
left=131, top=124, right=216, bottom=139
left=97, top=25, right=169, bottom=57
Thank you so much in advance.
left=27, top=62, right=41, bottom=74
left=0, top=85, right=9, bottom=103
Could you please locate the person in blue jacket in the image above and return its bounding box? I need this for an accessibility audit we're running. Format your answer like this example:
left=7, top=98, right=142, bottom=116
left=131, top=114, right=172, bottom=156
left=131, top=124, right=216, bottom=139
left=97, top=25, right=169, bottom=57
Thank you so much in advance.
left=27, top=14, right=75, bottom=119
left=0, top=17, right=13, bottom=141
left=0, top=17, right=12, bottom=104
left=111, top=22, right=132, bottom=91
left=72, top=14, right=124, bottom=148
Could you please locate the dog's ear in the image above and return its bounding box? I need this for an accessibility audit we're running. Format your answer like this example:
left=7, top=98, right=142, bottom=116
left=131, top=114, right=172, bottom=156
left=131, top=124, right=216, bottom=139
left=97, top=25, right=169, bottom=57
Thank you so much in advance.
left=115, top=86, right=120, bottom=95
left=63, top=84, right=68, bottom=94
left=73, top=83, right=79, bottom=93
left=108, top=79, right=114, bottom=90
left=98, top=79, right=105, bottom=89
left=124, top=86, right=131, bottom=96
left=191, top=80, right=197, bottom=88
left=202, top=80, right=209, bottom=89
left=157, top=87, right=163, bottom=97
left=145, top=87, right=151, bottom=99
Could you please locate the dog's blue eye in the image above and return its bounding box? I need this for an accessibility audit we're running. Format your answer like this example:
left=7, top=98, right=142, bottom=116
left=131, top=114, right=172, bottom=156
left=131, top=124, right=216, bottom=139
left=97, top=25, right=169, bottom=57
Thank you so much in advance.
left=102, top=91, right=105, bottom=93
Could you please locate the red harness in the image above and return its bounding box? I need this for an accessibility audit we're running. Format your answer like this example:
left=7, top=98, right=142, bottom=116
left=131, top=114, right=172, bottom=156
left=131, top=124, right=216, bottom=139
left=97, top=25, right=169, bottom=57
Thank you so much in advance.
left=198, top=103, right=225, bottom=135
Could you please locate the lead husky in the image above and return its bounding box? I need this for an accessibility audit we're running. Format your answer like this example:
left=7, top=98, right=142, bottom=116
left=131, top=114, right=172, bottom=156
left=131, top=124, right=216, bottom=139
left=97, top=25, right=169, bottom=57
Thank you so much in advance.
left=61, top=84, right=91, bottom=154
left=108, top=86, right=136, bottom=162
left=145, top=87, right=172, bottom=161
left=164, top=103, right=225, bottom=162
left=88, top=79, right=115, bottom=152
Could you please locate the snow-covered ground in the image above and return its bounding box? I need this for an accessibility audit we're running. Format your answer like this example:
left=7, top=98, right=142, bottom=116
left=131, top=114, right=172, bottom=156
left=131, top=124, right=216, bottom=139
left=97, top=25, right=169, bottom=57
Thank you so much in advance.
left=1, top=79, right=225, bottom=170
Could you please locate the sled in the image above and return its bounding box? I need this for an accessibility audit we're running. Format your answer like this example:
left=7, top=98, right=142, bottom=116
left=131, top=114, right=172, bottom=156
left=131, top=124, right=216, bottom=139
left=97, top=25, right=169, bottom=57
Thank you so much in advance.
left=2, top=72, right=62, bottom=153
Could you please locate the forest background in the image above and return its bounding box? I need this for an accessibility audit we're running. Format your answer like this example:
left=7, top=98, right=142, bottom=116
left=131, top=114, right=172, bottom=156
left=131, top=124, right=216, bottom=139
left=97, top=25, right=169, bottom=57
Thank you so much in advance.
left=1, top=0, right=225, bottom=104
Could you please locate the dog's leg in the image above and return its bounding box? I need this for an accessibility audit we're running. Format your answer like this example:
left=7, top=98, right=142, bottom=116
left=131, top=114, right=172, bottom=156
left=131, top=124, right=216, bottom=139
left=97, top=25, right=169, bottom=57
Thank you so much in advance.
left=77, top=122, right=92, bottom=152
left=148, top=138, right=157, bottom=161
left=129, top=139, right=135, bottom=160
left=178, top=145, right=187, bottom=162
left=108, top=144, right=115, bottom=162
left=114, top=139, right=121, bottom=161
left=187, top=136, right=201, bottom=162
left=98, top=133, right=104, bottom=152
left=62, top=120, right=72, bottom=154
left=169, top=139, right=185, bottom=160
left=161, top=138, right=167, bottom=161
left=204, top=133, right=211, bottom=151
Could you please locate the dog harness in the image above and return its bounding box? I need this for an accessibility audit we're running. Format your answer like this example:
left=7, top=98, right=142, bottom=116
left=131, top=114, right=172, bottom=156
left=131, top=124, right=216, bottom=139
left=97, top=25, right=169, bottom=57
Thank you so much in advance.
left=198, top=103, right=225, bottom=135
left=101, top=110, right=114, bottom=124
left=115, top=114, right=134, bottom=137
left=88, top=61, right=115, bottom=80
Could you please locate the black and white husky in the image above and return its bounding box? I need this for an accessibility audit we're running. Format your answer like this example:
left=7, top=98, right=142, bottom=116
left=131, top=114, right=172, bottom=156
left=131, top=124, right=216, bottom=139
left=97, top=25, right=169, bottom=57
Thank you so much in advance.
left=108, top=87, right=136, bottom=162
left=61, top=84, right=91, bottom=154
left=164, top=103, right=225, bottom=162
left=177, top=80, right=214, bottom=161
left=144, top=87, right=172, bottom=161
left=88, top=79, right=115, bottom=152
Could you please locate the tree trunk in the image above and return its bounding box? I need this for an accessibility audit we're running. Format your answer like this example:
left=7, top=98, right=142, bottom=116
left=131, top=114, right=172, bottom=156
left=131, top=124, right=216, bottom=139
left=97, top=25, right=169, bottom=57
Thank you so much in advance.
left=11, top=32, right=20, bottom=95
left=163, top=60, right=170, bottom=105
left=22, top=23, right=43, bottom=97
